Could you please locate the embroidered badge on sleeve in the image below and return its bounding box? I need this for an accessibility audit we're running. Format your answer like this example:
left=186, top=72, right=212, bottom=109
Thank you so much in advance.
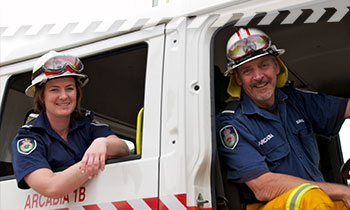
left=17, top=138, right=37, bottom=155
left=219, top=125, right=239, bottom=150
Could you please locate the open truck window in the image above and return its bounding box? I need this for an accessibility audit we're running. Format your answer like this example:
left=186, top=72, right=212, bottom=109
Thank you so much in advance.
left=0, top=73, right=32, bottom=178
left=81, top=43, right=147, bottom=155
left=0, top=43, right=148, bottom=179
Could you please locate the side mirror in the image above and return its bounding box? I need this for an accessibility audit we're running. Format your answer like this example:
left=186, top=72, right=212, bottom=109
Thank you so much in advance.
left=341, top=158, right=350, bottom=179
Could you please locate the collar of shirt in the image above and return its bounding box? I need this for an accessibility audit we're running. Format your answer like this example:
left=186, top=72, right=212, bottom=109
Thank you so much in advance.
left=240, top=88, right=288, bottom=119
left=30, top=112, right=88, bottom=135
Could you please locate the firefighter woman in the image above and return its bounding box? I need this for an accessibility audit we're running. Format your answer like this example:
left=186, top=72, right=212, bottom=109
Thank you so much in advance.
left=12, top=51, right=129, bottom=199
left=216, top=28, right=350, bottom=209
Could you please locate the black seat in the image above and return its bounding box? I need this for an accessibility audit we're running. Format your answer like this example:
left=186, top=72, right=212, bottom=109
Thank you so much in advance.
left=219, top=158, right=241, bottom=210
left=214, top=144, right=241, bottom=210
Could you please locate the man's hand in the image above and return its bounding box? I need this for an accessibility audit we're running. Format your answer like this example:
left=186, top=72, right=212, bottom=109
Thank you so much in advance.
left=317, top=181, right=350, bottom=209
left=343, top=187, right=350, bottom=208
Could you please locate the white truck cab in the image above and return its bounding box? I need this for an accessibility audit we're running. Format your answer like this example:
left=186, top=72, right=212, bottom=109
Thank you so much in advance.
left=1, top=0, right=350, bottom=209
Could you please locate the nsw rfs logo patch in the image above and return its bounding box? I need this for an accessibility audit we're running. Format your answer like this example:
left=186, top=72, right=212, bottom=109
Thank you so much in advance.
left=17, top=138, right=37, bottom=155
left=219, top=125, right=239, bottom=150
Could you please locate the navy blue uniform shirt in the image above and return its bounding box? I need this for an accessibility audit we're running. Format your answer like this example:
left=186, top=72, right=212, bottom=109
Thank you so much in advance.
left=12, top=110, right=115, bottom=189
left=216, top=85, right=347, bottom=203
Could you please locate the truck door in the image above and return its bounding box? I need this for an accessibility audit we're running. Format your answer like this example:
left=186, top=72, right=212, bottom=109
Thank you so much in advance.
left=0, top=24, right=165, bottom=209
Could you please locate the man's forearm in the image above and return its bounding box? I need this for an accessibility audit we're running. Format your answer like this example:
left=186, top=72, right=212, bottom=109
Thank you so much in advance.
left=246, top=172, right=308, bottom=201
left=246, top=172, right=349, bottom=202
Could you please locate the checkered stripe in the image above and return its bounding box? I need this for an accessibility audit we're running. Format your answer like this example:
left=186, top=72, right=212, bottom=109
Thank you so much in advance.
left=52, top=194, right=210, bottom=210
left=0, top=0, right=348, bottom=37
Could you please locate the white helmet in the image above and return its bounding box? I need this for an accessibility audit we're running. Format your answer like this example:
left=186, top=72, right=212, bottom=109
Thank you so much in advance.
left=25, top=51, right=88, bottom=97
left=225, top=28, right=285, bottom=76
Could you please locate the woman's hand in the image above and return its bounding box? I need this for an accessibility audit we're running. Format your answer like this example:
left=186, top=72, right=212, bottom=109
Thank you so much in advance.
left=80, top=137, right=108, bottom=179
left=79, top=135, right=129, bottom=179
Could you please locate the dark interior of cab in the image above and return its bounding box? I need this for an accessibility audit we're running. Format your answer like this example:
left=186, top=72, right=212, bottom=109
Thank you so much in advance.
left=212, top=8, right=350, bottom=210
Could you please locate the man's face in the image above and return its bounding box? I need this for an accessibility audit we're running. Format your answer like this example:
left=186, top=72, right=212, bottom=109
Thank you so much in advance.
left=234, top=55, right=280, bottom=108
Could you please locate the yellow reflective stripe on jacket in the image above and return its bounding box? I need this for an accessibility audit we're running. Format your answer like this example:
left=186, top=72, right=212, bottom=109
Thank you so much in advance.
left=285, top=183, right=320, bottom=210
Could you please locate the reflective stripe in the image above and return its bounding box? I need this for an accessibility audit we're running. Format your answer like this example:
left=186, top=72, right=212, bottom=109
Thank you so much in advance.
left=52, top=193, right=195, bottom=210
left=285, top=183, right=320, bottom=210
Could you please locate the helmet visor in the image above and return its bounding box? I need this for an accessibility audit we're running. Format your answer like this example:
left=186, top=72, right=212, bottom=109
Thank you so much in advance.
left=32, top=55, right=84, bottom=80
left=227, top=35, right=271, bottom=65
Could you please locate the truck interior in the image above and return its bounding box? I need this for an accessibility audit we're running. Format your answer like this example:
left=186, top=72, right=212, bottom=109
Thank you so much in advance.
left=211, top=9, right=350, bottom=209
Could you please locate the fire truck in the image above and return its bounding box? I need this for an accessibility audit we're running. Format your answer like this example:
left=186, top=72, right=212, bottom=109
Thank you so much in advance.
left=0, top=0, right=350, bottom=209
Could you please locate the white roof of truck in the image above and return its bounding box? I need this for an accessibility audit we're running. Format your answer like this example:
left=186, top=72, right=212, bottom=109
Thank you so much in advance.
left=1, top=0, right=349, bottom=66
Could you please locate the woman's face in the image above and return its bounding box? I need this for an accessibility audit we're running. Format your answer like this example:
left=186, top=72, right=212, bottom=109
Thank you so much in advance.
left=44, top=77, right=77, bottom=119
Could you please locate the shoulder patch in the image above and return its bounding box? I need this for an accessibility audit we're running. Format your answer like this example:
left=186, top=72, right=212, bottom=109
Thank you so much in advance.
left=219, top=125, right=239, bottom=150
left=17, top=138, right=37, bottom=155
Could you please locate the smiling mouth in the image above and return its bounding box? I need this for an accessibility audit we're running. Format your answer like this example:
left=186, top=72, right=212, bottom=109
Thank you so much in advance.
left=56, top=103, right=70, bottom=106
left=255, top=82, right=268, bottom=88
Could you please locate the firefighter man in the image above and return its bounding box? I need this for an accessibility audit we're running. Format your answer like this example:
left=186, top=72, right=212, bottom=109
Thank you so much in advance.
left=216, top=28, right=350, bottom=209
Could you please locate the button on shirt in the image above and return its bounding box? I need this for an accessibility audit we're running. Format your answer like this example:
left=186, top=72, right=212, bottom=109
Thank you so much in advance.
left=12, top=111, right=115, bottom=189
left=216, top=85, right=347, bottom=203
